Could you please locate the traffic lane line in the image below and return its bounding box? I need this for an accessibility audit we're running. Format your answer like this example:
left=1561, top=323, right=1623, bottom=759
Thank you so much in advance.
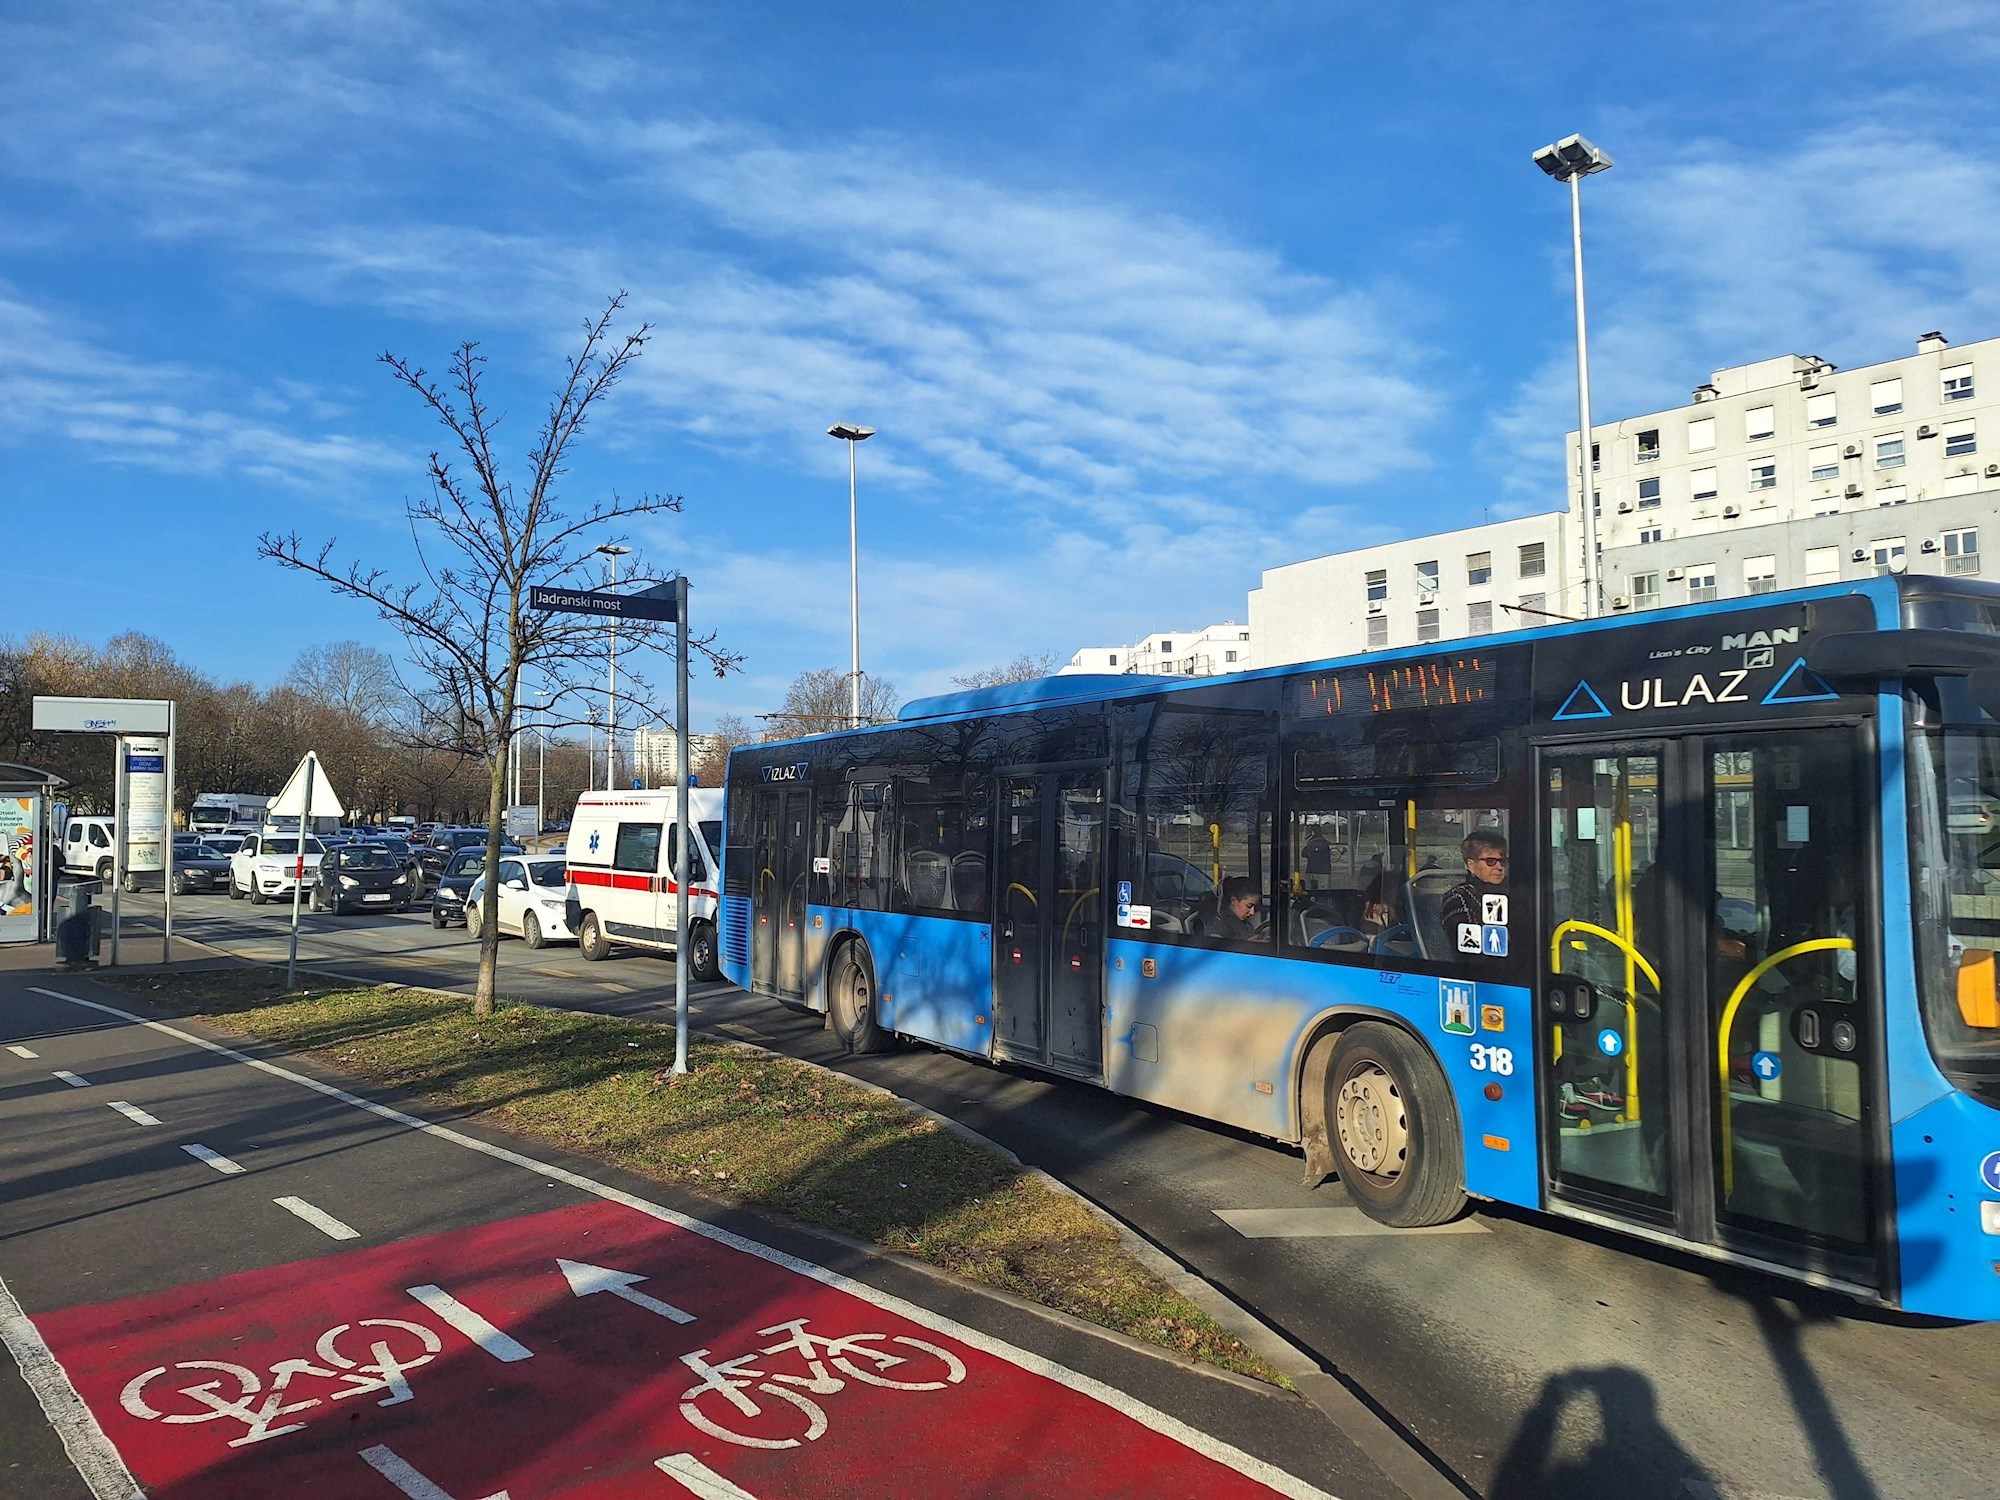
left=272, top=1196, right=360, bottom=1241
left=7, top=1044, right=37, bottom=1058
left=104, top=1102, right=161, bottom=1128
left=53, top=1070, right=91, bottom=1088
left=22, top=984, right=1346, bottom=1500
left=179, top=1144, right=244, bottom=1175
left=38, top=1198, right=1326, bottom=1500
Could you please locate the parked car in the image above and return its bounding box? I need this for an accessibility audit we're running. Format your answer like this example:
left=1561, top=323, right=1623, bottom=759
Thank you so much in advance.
left=308, top=842, right=417, bottom=915
left=228, top=833, right=327, bottom=904
left=359, top=834, right=430, bottom=893
left=429, top=844, right=522, bottom=928
left=170, top=844, right=234, bottom=895
left=463, top=854, right=576, bottom=948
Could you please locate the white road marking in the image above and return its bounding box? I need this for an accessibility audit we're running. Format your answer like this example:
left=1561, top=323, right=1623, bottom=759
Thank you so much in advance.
left=273, top=1195, right=360, bottom=1240
left=53, top=1070, right=90, bottom=1088
left=404, top=1285, right=534, bottom=1362
left=557, top=1258, right=696, bottom=1323
left=358, top=1444, right=511, bottom=1500
left=656, top=1453, right=761, bottom=1498
left=180, top=1143, right=244, bottom=1175
left=26, top=985, right=1335, bottom=1500
left=105, top=1101, right=160, bottom=1127
left=0, top=1274, right=144, bottom=1500
left=1214, top=1207, right=1489, bottom=1238
left=7, top=1044, right=37, bottom=1058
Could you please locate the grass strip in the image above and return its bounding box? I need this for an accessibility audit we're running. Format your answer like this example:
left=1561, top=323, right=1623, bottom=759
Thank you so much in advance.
left=102, top=966, right=1283, bottom=1386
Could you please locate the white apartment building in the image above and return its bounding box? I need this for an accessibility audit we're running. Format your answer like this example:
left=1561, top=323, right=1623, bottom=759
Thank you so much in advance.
left=1058, top=621, right=1255, bottom=678
left=631, top=726, right=721, bottom=786
left=1574, top=332, right=1996, bottom=609
left=1246, top=512, right=1570, bottom=668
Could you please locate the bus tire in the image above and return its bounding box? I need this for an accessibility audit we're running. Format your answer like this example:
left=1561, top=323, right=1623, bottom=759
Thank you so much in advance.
left=578, top=910, right=611, bottom=962
left=828, top=938, right=890, bottom=1055
left=688, top=920, right=720, bottom=982
left=1326, top=1022, right=1466, bottom=1229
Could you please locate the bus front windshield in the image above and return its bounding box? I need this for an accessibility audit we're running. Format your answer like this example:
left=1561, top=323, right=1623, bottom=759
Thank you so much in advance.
left=1911, top=728, right=2000, bottom=1103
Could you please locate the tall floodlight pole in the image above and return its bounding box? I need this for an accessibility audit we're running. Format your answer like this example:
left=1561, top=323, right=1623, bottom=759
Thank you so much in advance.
left=596, top=543, right=631, bottom=787
left=536, top=693, right=546, bottom=834
left=672, top=575, right=692, bottom=1076
left=1534, top=134, right=1613, bottom=619
left=827, top=423, right=875, bottom=726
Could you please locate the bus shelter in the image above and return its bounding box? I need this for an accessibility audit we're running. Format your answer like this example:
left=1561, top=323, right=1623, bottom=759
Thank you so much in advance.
left=0, top=763, right=66, bottom=944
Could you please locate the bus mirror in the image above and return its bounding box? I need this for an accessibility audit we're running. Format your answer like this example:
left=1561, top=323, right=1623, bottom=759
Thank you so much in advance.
left=1546, top=977, right=1598, bottom=1022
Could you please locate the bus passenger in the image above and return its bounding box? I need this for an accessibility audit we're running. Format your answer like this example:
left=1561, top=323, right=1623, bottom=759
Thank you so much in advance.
left=1214, top=875, right=1267, bottom=942
left=1441, top=830, right=1507, bottom=936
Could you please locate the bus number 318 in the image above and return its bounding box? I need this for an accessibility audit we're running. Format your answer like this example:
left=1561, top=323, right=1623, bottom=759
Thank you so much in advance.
left=1468, top=1045, right=1515, bottom=1075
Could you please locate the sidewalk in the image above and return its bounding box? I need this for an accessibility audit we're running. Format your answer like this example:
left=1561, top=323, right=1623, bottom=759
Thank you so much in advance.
left=0, top=960, right=1406, bottom=1499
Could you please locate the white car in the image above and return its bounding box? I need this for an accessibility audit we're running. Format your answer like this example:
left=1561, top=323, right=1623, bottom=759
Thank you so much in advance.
left=464, top=854, right=576, bottom=948
left=229, top=832, right=327, bottom=905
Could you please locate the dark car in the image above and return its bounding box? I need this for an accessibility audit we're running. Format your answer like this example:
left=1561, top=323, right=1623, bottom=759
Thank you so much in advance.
left=362, top=835, right=434, bottom=893
left=308, top=842, right=418, bottom=915
left=429, top=844, right=522, bottom=928
left=170, top=844, right=234, bottom=895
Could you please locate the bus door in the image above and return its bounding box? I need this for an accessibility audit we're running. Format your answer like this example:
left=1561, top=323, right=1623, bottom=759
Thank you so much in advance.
left=1537, top=728, right=1879, bottom=1284
left=750, top=788, right=810, bottom=1000
left=993, top=769, right=1106, bottom=1079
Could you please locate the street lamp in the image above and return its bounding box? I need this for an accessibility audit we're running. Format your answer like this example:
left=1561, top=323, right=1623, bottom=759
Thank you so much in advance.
left=827, top=423, right=875, bottom=727
left=595, top=543, right=631, bottom=787
left=1533, top=132, right=1613, bottom=619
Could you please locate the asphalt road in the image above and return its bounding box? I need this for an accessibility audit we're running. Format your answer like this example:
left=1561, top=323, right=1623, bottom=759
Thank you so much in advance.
left=106, top=891, right=2000, bottom=1500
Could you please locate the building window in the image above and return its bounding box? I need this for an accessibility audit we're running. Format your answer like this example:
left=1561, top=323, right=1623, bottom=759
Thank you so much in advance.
left=1590, top=442, right=1600, bottom=472
left=1224, top=650, right=1238, bottom=663
left=1466, top=551, right=1492, bottom=586
left=1944, top=364, right=1975, bottom=402
left=1518, top=592, right=1546, bottom=617
left=1631, top=572, right=1661, bottom=609
left=1365, top=614, right=1388, bottom=649
left=1804, top=545, right=1841, bottom=581
left=1945, top=418, right=1977, bottom=457
left=1687, top=416, right=1715, bottom=453
left=1746, top=405, right=1776, bottom=442
left=1944, top=526, right=1981, bottom=575
left=1813, top=502, right=1842, bottom=517
left=1415, top=609, right=1440, bottom=643
left=1686, top=565, right=1718, bottom=603
left=1159, top=640, right=1172, bottom=652
left=1639, top=525, right=1663, bottom=545
left=1806, top=391, right=1837, bottom=428
left=1468, top=601, right=1493, bottom=634
left=1591, top=491, right=1601, bottom=516
left=1690, top=466, right=1718, bottom=500
left=1107, top=654, right=1118, bottom=666
left=1415, top=560, right=1439, bottom=598
left=1637, top=477, right=1661, bottom=507
left=1635, top=429, right=1660, bottom=463
left=1875, top=435, right=1905, bottom=469
left=1365, top=568, right=1388, bottom=603
left=1808, top=444, right=1840, bottom=482
left=1876, top=484, right=1908, bottom=506
left=1519, top=541, right=1546, bottom=578
left=1744, top=555, right=1777, bottom=595
left=1871, top=377, right=1903, bottom=415
left=1871, top=538, right=1906, bottom=575
left=1748, top=457, right=1777, bottom=490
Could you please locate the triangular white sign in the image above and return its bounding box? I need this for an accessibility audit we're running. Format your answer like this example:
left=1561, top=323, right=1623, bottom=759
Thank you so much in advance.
left=268, top=752, right=347, bottom=820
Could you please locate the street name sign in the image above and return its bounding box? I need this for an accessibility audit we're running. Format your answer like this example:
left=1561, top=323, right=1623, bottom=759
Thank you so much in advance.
left=529, top=584, right=680, bottom=623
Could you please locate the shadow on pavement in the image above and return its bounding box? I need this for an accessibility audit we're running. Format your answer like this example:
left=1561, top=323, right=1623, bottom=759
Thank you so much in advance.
left=1490, top=1366, right=1714, bottom=1500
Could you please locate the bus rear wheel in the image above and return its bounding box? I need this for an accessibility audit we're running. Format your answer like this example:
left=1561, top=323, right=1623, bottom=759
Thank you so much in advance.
left=1327, top=1022, right=1465, bottom=1228
left=578, top=910, right=610, bottom=962
left=828, top=939, right=890, bottom=1055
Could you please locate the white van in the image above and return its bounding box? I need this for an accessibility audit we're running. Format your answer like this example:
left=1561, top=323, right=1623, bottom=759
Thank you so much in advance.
left=566, top=788, right=723, bottom=979
left=60, top=816, right=119, bottom=881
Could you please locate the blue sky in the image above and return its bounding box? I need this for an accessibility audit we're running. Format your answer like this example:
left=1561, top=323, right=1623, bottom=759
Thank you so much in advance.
left=6, top=1, right=1999, bottom=730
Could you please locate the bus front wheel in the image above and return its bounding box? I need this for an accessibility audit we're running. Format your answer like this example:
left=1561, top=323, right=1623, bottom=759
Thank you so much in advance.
left=1326, top=1022, right=1466, bottom=1229
left=828, top=939, right=890, bottom=1055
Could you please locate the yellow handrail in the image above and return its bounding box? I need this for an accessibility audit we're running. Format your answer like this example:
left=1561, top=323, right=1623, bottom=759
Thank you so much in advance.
left=1716, top=937, right=1856, bottom=1196
left=1062, top=887, right=1101, bottom=948
left=1548, top=918, right=1658, bottom=1115
left=1006, top=881, right=1038, bottom=910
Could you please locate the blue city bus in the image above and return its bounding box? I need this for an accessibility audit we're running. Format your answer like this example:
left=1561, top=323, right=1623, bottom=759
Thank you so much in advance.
left=721, top=577, right=2000, bottom=1319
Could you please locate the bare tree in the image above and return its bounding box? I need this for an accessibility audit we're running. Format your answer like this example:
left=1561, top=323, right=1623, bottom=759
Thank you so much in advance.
left=260, top=293, right=738, bottom=1015
left=767, top=668, right=899, bottom=737
left=950, top=651, right=1060, bottom=690
left=692, top=712, right=755, bottom=788
left=284, top=641, right=402, bottom=725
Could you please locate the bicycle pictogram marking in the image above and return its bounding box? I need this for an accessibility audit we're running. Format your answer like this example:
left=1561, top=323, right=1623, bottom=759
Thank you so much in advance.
left=678, top=1317, right=967, bottom=1449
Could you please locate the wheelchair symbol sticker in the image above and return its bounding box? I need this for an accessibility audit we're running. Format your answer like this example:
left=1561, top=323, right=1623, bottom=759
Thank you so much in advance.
left=1596, top=1028, right=1624, bottom=1058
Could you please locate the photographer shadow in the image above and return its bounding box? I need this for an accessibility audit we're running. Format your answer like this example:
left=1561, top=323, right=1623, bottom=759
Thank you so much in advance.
left=1492, top=1365, right=1714, bottom=1500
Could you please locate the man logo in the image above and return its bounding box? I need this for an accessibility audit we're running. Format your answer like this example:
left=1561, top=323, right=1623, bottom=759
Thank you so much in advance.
left=1721, top=628, right=1800, bottom=651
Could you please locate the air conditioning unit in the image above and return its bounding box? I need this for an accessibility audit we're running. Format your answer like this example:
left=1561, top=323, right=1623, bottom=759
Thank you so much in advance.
left=1845, top=483, right=1863, bottom=497
left=1666, top=568, right=1684, bottom=581
left=1722, top=505, right=1740, bottom=518
left=1986, top=463, right=2000, bottom=477
left=1852, top=548, right=1870, bottom=562
left=1617, top=501, right=1635, bottom=513
left=1918, top=424, right=1936, bottom=438
left=1611, top=596, right=1631, bottom=610
left=1921, top=538, right=1940, bottom=553
left=1366, top=602, right=1384, bottom=614
left=1843, top=444, right=1862, bottom=458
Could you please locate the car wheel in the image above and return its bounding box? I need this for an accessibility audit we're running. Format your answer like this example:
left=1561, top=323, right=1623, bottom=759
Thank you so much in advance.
left=249, top=882, right=268, bottom=906
left=1326, top=1022, right=1466, bottom=1229
left=228, top=871, right=245, bottom=900
left=95, top=858, right=114, bottom=884
left=171, top=872, right=188, bottom=897
left=523, top=911, right=547, bottom=949
left=578, top=910, right=610, bottom=962
left=828, top=938, right=891, bottom=1054
left=431, top=908, right=446, bottom=929
left=466, top=903, right=483, bottom=940
left=689, top=920, right=720, bottom=982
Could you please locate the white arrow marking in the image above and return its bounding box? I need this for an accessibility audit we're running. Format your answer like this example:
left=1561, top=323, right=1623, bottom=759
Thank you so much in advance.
left=359, top=1444, right=511, bottom=1500
left=655, top=1453, right=761, bottom=1498
left=556, top=1259, right=696, bottom=1324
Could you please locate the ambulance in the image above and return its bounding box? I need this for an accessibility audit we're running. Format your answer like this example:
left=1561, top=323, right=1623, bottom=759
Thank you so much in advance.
left=565, top=787, right=724, bottom=980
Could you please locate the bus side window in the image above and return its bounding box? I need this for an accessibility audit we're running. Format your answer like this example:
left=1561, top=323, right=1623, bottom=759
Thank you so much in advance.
left=1125, top=703, right=1274, bottom=945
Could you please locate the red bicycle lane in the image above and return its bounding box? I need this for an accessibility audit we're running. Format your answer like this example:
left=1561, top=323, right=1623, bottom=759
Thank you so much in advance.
left=36, top=1197, right=1334, bottom=1500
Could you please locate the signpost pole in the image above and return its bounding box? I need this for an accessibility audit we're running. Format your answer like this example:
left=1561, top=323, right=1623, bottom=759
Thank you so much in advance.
left=674, top=576, right=691, bottom=1075
left=162, top=703, right=176, bottom=964
left=287, top=755, right=314, bottom=991
left=109, top=740, right=123, bottom=967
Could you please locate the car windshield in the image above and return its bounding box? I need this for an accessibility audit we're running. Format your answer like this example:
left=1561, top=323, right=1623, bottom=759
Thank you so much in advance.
left=259, top=838, right=321, bottom=856
left=193, top=845, right=226, bottom=859
left=529, top=862, right=567, bottom=889
left=701, top=821, right=723, bottom=860
left=373, top=837, right=410, bottom=853
left=340, top=847, right=401, bottom=870
left=449, top=852, right=485, bottom=877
